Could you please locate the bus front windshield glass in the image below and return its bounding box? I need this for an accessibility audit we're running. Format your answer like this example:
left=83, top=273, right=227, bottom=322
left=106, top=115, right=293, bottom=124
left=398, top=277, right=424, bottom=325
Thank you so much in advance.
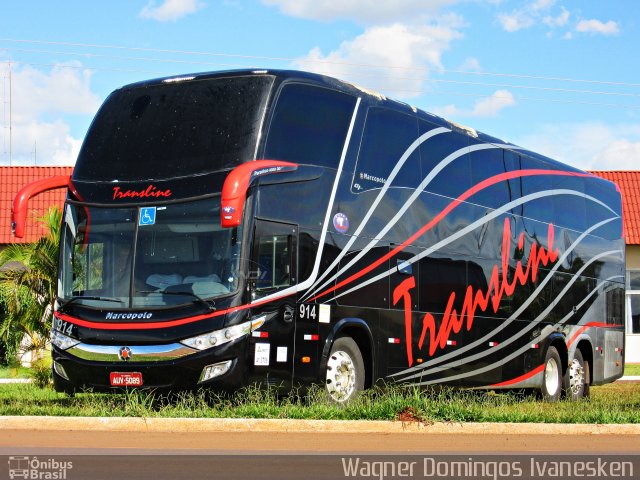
left=60, top=197, right=241, bottom=310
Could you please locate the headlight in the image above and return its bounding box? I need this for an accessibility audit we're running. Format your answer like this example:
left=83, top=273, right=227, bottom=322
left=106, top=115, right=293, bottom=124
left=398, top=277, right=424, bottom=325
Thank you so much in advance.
left=51, top=330, right=80, bottom=351
left=180, top=316, right=265, bottom=351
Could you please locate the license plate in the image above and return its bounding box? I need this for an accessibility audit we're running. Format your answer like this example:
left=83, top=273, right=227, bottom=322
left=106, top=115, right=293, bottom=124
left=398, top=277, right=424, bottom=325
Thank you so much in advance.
left=110, top=372, right=143, bottom=387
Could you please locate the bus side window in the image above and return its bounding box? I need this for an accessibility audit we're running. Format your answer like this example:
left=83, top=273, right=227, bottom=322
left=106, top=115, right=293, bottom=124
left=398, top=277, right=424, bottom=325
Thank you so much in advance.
left=264, top=83, right=357, bottom=169
left=419, top=119, right=472, bottom=200
left=470, top=145, right=511, bottom=211
left=353, top=107, right=420, bottom=192
left=255, top=234, right=292, bottom=291
left=251, top=220, right=298, bottom=298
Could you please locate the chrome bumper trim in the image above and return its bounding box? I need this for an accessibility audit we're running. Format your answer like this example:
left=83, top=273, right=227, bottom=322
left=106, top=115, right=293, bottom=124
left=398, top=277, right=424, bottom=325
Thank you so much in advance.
left=66, top=342, right=197, bottom=362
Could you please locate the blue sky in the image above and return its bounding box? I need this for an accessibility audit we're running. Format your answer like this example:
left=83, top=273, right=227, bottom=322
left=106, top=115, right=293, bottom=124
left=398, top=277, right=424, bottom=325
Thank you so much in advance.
left=1, top=0, right=638, bottom=171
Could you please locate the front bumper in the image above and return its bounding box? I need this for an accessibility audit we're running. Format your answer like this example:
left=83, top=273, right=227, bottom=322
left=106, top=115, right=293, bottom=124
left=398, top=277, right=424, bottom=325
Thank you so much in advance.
left=51, top=337, right=249, bottom=393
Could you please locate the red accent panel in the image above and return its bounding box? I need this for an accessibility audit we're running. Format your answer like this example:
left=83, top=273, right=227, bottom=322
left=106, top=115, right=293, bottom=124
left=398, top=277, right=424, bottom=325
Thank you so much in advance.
left=566, top=322, right=623, bottom=349
left=491, top=364, right=544, bottom=387
left=12, top=175, right=70, bottom=238
left=55, top=292, right=294, bottom=330
left=220, top=160, right=298, bottom=228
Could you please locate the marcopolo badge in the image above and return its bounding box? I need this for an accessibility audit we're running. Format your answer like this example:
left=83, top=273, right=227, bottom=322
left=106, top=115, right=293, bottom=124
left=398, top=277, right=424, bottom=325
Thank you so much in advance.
left=333, top=212, right=349, bottom=233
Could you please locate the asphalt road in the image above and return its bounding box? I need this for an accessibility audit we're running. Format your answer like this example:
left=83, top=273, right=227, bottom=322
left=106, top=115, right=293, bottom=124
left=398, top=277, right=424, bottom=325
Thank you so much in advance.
left=1, top=418, right=638, bottom=480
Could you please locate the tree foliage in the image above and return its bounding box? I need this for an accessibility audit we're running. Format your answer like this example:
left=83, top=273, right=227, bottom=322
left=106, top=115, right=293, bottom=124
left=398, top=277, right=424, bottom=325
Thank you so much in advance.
left=0, top=207, right=61, bottom=363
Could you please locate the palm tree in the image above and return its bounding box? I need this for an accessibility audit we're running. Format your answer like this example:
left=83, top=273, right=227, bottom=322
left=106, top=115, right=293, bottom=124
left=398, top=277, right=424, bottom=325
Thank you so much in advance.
left=0, top=207, right=61, bottom=364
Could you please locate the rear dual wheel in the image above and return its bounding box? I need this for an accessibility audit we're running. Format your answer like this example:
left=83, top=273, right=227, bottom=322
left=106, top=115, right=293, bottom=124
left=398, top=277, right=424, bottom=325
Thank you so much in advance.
left=563, top=349, right=590, bottom=400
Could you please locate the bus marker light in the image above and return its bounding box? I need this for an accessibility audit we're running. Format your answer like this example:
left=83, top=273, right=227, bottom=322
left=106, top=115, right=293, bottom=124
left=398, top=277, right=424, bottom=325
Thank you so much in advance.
left=301, top=357, right=311, bottom=363
left=199, top=360, right=233, bottom=383
left=388, top=338, right=400, bottom=344
left=53, top=361, right=69, bottom=381
left=304, top=334, right=319, bottom=341
left=488, top=342, right=499, bottom=347
left=252, top=331, right=269, bottom=338
left=531, top=343, right=540, bottom=349
left=446, top=340, right=457, bottom=346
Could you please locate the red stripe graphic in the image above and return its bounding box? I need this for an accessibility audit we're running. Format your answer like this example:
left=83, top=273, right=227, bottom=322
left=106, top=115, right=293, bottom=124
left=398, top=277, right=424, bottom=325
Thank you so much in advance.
left=567, top=322, right=623, bottom=348
left=55, top=292, right=295, bottom=330
left=309, top=169, right=590, bottom=302
left=491, top=364, right=544, bottom=387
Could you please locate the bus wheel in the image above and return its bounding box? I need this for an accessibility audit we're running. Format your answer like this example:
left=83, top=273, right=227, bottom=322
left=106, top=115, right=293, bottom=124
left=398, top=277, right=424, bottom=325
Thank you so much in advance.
left=563, top=349, right=589, bottom=400
left=325, top=337, right=365, bottom=403
left=540, top=346, right=562, bottom=402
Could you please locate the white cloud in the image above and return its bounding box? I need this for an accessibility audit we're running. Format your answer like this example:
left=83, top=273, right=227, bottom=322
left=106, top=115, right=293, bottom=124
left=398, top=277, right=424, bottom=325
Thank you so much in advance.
left=1, top=64, right=101, bottom=166
left=543, top=7, right=569, bottom=27
left=497, top=0, right=573, bottom=33
left=10, top=63, right=100, bottom=123
left=140, top=0, right=205, bottom=22
left=261, top=0, right=460, bottom=24
left=514, top=122, right=640, bottom=171
left=459, top=57, right=482, bottom=72
left=498, top=11, right=535, bottom=32
left=432, top=90, right=516, bottom=118
left=294, top=20, right=463, bottom=98
left=531, top=0, right=555, bottom=12
left=9, top=121, right=81, bottom=166
left=575, top=19, right=619, bottom=36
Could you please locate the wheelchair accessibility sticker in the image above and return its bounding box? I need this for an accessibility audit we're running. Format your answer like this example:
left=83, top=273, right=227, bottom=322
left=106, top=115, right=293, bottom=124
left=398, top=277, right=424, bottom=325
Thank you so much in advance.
left=139, top=207, right=157, bottom=226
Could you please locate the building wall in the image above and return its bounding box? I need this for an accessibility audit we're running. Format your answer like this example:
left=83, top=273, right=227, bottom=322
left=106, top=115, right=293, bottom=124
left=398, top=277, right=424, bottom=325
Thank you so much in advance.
left=626, top=245, right=640, bottom=364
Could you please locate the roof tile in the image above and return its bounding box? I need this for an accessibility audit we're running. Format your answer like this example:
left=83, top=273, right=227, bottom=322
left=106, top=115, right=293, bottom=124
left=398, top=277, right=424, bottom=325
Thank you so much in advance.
left=590, top=171, right=640, bottom=245
left=0, top=166, right=73, bottom=244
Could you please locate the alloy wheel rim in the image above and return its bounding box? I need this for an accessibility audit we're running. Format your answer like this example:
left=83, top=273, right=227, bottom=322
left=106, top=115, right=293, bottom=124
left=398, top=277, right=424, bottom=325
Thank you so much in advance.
left=568, top=358, right=584, bottom=396
left=326, top=350, right=356, bottom=402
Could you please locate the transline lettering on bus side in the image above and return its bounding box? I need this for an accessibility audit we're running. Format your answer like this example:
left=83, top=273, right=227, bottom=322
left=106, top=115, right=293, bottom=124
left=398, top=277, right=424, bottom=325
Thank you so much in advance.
left=393, top=218, right=559, bottom=367
left=112, top=185, right=172, bottom=200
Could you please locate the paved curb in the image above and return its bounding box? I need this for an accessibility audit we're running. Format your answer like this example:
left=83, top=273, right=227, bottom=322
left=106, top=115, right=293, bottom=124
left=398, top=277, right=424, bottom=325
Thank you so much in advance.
left=1, top=416, right=639, bottom=435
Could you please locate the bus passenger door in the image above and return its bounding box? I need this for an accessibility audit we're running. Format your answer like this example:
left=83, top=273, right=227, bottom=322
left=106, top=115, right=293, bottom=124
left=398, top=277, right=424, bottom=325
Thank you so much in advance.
left=248, top=219, right=298, bottom=390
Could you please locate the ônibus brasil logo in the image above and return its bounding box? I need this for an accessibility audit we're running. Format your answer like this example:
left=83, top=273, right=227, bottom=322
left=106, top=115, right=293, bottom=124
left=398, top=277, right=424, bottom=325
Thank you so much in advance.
left=8, top=456, right=73, bottom=479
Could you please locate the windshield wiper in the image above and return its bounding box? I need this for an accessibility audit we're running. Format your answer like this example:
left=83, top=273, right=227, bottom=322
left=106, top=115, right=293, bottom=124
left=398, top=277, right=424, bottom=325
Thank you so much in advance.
left=137, top=290, right=216, bottom=311
left=60, top=296, right=124, bottom=308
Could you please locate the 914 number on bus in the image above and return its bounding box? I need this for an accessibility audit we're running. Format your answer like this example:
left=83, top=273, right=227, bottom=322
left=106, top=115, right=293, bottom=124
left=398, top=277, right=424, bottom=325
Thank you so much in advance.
left=298, top=304, right=317, bottom=320
left=53, top=317, right=74, bottom=336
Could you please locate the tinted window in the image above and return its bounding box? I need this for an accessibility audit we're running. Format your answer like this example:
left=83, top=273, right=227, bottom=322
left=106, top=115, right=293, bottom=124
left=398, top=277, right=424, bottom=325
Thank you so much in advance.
left=520, top=155, right=554, bottom=223
left=420, top=120, right=472, bottom=199
left=264, top=83, right=357, bottom=169
left=470, top=144, right=511, bottom=210
left=74, top=75, right=274, bottom=181
left=353, top=107, right=420, bottom=192
left=552, top=173, right=587, bottom=232
left=504, top=151, right=524, bottom=217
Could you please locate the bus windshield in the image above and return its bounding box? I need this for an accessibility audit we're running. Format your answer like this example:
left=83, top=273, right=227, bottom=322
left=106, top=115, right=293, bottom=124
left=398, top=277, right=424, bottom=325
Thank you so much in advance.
left=60, top=197, right=242, bottom=310
left=73, top=74, right=274, bottom=181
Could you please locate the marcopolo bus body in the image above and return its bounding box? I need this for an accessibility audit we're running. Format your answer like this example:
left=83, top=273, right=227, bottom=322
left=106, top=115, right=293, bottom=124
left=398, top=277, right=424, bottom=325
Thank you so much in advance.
left=13, top=70, right=625, bottom=401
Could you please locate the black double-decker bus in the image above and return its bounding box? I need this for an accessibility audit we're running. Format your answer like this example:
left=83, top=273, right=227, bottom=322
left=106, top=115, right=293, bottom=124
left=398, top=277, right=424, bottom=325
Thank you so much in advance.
left=13, top=69, right=625, bottom=401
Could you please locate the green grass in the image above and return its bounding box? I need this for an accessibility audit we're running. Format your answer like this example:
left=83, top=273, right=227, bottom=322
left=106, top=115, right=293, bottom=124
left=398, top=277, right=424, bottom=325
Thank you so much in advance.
left=624, top=364, right=640, bottom=376
left=0, top=382, right=638, bottom=423
left=0, top=366, right=31, bottom=379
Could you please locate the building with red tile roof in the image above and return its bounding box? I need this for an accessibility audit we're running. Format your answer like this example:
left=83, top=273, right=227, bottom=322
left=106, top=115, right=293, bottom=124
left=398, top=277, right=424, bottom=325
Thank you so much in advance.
left=0, top=166, right=73, bottom=245
left=590, top=171, right=640, bottom=364
left=590, top=171, right=640, bottom=245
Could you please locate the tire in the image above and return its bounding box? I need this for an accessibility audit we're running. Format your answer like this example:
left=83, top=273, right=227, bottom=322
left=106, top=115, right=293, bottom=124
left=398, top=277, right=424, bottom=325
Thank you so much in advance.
left=325, top=336, right=365, bottom=403
left=563, top=349, right=590, bottom=400
left=540, top=346, right=562, bottom=402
